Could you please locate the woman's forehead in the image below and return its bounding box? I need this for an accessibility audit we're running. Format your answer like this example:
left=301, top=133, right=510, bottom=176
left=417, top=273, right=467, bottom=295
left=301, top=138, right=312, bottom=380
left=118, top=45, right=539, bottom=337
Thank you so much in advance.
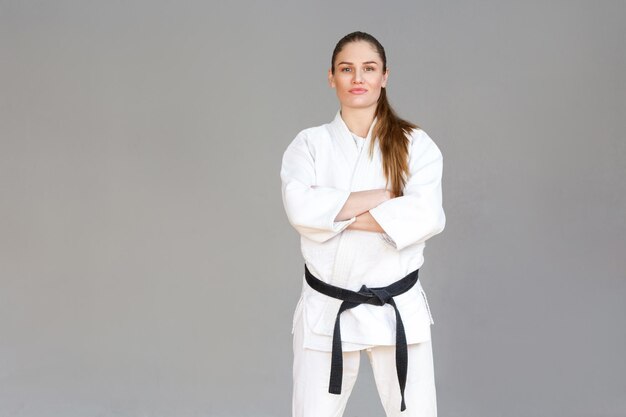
left=336, top=42, right=382, bottom=65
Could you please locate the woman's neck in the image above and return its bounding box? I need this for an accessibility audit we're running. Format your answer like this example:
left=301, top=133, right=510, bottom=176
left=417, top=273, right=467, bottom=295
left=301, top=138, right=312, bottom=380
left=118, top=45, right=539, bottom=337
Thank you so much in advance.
left=340, top=107, right=376, bottom=138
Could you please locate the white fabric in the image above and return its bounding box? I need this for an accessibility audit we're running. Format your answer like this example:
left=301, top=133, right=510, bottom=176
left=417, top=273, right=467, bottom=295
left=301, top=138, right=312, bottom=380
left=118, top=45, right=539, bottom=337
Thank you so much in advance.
left=292, top=305, right=437, bottom=417
left=281, top=109, right=445, bottom=351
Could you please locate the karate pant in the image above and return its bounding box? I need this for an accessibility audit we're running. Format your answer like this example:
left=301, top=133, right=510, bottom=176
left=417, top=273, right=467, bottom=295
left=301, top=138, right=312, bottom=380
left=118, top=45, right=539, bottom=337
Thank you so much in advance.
left=292, top=309, right=437, bottom=417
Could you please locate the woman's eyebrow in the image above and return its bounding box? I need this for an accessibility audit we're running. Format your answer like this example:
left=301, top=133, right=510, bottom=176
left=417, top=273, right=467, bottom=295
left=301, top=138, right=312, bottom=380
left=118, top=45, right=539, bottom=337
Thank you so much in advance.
left=337, top=61, right=379, bottom=66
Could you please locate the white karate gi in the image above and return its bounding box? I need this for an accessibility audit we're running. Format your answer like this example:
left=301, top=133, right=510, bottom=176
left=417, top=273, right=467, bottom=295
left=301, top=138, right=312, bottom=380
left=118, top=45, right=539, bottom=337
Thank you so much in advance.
left=281, top=109, right=445, bottom=416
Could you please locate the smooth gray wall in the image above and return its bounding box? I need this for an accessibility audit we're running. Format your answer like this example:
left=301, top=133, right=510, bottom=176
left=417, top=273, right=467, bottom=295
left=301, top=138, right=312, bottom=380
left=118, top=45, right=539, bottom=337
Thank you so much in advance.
left=1, top=1, right=624, bottom=416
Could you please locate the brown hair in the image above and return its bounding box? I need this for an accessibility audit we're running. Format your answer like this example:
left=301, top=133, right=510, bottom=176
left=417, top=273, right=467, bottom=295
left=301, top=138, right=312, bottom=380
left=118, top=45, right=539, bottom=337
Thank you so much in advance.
left=331, top=31, right=419, bottom=197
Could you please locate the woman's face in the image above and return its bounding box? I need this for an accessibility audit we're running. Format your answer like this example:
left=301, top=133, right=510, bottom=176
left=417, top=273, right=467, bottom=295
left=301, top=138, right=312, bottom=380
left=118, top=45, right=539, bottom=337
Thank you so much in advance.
left=328, top=41, right=389, bottom=112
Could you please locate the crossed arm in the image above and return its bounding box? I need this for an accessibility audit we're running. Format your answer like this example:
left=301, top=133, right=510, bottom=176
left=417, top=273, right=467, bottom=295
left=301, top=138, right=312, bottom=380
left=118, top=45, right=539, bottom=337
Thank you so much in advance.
left=281, top=129, right=445, bottom=248
left=333, top=189, right=395, bottom=233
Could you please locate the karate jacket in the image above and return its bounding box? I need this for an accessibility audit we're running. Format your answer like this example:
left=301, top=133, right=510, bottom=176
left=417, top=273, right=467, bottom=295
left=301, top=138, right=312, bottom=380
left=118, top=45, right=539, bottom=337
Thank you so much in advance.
left=280, top=109, right=446, bottom=352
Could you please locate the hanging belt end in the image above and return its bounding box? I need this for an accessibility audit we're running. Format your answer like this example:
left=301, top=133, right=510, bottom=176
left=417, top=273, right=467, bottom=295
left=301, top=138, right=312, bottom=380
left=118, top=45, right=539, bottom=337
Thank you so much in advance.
left=328, top=384, right=342, bottom=395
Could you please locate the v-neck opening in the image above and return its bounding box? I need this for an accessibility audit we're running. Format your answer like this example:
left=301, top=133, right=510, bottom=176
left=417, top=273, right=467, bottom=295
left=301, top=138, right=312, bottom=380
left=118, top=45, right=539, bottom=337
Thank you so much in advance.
left=334, top=109, right=377, bottom=144
left=327, top=109, right=377, bottom=170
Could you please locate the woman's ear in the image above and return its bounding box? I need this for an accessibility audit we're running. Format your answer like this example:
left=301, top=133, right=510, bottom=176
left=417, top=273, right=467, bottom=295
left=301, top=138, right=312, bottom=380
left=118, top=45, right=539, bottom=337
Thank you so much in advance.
left=328, top=68, right=335, bottom=88
left=382, top=68, right=389, bottom=88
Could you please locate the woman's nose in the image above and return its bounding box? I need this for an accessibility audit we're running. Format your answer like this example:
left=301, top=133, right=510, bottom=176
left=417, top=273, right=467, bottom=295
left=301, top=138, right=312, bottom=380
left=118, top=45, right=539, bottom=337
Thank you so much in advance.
left=352, top=70, right=364, bottom=83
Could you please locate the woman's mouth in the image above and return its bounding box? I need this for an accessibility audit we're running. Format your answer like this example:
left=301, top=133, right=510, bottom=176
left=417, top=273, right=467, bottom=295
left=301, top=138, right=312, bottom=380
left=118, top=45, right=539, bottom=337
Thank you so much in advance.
left=349, top=88, right=368, bottom=95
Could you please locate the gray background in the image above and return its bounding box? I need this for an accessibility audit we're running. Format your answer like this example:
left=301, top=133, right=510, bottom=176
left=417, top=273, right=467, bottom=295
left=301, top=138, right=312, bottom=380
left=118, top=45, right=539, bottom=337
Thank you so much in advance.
left=1, top=1, right=625, bottom=416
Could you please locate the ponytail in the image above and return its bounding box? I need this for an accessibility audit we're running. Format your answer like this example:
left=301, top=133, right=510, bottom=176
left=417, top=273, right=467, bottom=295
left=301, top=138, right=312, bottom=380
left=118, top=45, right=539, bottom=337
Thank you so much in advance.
left=371, top=86, right=419, bottom=197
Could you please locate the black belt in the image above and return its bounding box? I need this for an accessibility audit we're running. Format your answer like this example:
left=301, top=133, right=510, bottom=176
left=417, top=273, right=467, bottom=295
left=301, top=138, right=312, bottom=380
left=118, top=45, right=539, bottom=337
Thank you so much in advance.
left=304, top=263, right=419, bottom=412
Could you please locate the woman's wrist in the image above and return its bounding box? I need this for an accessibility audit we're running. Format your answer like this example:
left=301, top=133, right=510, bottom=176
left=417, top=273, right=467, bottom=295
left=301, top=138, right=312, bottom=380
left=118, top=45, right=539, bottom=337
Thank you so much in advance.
left=346, top=210, right=385, bottom=233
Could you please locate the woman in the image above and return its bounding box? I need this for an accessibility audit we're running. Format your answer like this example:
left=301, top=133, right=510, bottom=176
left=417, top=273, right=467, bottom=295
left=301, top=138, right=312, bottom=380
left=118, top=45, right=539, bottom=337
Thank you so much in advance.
left=280, top=31, right=446, bottom=417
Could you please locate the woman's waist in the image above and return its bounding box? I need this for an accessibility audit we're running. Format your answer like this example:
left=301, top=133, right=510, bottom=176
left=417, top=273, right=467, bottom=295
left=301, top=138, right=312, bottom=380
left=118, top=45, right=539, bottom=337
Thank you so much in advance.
left=303, top=258, right=424, bottom=292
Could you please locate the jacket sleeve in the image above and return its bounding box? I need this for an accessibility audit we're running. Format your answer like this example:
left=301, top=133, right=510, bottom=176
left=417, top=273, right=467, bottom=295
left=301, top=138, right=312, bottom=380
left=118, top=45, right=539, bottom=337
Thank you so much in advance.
left=369, top=129, right=446, bottom=251
left=280, top=131, right=356, bottom=243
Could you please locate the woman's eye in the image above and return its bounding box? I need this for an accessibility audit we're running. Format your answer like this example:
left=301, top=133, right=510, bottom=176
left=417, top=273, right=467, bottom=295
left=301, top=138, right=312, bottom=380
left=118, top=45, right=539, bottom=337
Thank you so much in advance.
left=340, top=66, right=374, bottom=72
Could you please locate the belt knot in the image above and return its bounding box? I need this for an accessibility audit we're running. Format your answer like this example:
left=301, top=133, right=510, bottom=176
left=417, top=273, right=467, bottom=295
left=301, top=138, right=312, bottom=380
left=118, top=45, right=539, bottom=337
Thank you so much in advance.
left=358, top=285, right=392, bottom=306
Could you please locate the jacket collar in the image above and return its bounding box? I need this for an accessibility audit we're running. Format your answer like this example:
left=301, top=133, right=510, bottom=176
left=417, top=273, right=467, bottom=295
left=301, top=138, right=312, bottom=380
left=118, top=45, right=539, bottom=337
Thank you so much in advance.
left=330, top=108, right=378, bottom=142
